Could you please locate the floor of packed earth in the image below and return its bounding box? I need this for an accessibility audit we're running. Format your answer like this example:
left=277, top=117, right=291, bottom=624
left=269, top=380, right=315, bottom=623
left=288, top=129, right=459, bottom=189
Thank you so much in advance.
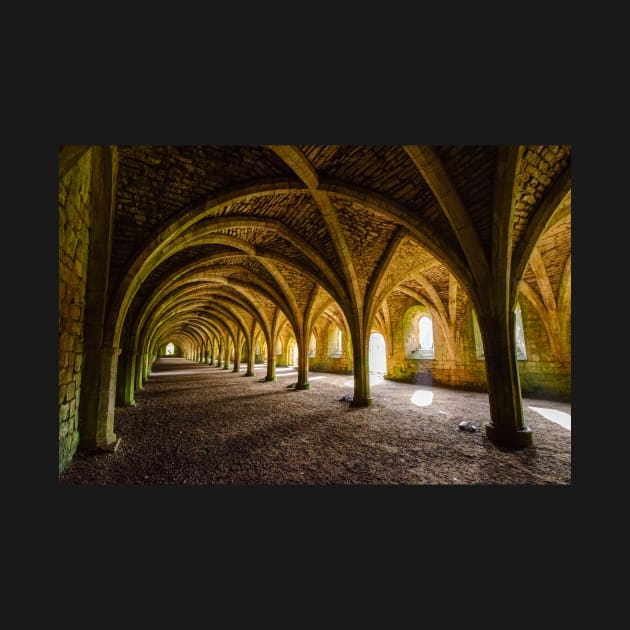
left=59, top=358, right=571, bottom=485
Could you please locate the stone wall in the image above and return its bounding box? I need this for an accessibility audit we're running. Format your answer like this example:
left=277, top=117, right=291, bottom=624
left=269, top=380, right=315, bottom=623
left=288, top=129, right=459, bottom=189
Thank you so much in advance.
left=58, top=149, right=93, bottom=473
left=384, top=296, right=571, bottom=401
left=309, top=323, right=353, bottom=374
left=517, top=299, right=571, bottom=401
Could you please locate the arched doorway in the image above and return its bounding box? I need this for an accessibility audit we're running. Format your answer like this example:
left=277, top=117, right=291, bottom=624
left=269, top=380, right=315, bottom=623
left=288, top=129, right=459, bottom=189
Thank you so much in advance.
left=369, top=332, right=387, bottom=375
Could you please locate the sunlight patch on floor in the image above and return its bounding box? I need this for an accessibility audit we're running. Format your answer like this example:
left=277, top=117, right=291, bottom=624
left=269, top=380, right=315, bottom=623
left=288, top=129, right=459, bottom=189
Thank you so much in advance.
left=529, top=406, right=571, bottom=430
left=410, top=390, right=434, bottom=407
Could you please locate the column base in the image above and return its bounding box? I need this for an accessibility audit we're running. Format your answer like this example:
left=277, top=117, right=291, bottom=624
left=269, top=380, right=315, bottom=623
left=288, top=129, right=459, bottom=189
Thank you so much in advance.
left=80, top=433, right=119, bottom=452
left=244, top=371, right=255, bottom=377
left=485, top=423, right=534, bottom=449
left=264, top=376, right=277, bottom=382
left=350, top=396, right=373, bottom=407
left=295, top=382, right=311, bottom=390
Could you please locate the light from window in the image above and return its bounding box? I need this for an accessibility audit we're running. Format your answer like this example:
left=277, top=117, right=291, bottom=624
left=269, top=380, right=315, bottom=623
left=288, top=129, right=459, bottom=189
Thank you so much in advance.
left=328, top=325, right=342, bottom=357
left=369, top=332, right=387, bottom=374
left=419, top=316, right=434, bottom=352
left=514, top=304, right=527, bottom=360
left=292, top=343, right=298, bottom=365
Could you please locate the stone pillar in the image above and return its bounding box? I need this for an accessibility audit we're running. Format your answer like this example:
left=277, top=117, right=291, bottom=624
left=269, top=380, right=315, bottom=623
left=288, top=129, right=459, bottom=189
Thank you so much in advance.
left=77, top=146, right=119, bottom=451
left=244, top=339, right=255, bottom=376
left=232, top=334, right=242, bottom=372
left=350, top=324, right=372, bottom=407
left=480, top=310, right=533, bottom=448
left=80, top=345, right=119, bottom=450
left=116, top=349, right=136, bottom=406
left=295, top=333, right=310, bottom=390
left=265, top=341, right=277, bottom=381
left=135, top=353, right=145, bottom=390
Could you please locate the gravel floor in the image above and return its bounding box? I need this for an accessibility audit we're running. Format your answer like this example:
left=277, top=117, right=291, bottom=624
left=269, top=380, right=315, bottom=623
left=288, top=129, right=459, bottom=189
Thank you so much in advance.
left=59, top=357, right=572, bottom=485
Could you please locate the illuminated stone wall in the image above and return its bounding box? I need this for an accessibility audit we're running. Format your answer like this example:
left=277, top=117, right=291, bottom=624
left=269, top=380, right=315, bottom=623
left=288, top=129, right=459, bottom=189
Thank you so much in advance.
left=58, top=149, right=93, bottom=473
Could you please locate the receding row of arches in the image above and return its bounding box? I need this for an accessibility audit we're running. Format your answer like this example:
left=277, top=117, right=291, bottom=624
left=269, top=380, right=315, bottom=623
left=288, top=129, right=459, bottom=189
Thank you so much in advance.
left=58, top=145, right=571, bottom=475
left=161, top=330, right=389, bottom=372
left=155, top=301, right=531, bottom=385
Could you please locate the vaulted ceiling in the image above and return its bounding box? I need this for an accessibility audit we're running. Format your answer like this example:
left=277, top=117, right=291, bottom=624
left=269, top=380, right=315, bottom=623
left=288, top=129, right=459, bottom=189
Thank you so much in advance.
left=93, top=145, right=570, bottom=352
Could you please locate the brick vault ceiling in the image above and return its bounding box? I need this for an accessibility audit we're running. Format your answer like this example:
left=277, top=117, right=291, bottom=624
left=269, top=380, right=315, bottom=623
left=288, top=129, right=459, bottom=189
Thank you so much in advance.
left=97, top=144, right=571, bottom=345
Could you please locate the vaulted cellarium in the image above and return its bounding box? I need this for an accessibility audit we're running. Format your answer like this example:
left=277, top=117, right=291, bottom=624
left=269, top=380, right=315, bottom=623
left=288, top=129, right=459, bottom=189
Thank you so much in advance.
left=58, top=145, right=571, bottom=485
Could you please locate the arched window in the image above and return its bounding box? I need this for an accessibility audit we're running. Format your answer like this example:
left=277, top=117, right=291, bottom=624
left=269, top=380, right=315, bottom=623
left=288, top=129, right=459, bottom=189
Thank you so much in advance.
left=292, top=342, right=298, bottom=366
left=369, top=332, right=387, bottom=374
left=472, top=311, right=484, bottom=359
left=514, top=304, right=527, bottom=360
left=165, top=342, right=174, bottom=356
left=403, top=305, right=435, bottom=359
left=309, top=333, right=316, bottom=357
left=254, top=340, right=266, bottom=364
left=328, top=325, right=342, bottom=357
left=419, top=316, right=434, bottom=355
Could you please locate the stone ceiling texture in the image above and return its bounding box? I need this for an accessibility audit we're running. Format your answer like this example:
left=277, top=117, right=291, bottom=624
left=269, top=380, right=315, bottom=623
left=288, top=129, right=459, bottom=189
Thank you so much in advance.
left=71, top=144, right=571, bottom=353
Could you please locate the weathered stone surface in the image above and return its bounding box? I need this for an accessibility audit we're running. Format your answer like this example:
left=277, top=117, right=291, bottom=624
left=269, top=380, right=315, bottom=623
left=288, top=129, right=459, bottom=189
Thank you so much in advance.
left=58, top=145, right=571, bottom=473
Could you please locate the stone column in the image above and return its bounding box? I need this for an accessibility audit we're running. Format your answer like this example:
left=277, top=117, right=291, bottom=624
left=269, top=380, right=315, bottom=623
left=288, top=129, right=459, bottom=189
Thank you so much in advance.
left=265, top=340, right=277, bottom=381
left=232, top=333, right=242, bottom=372
left=295, top=331, right=310, bottom=390
left=479, top=309, right=533, bottom=448
left=80, top=345, right=119, bottom=449
left=244, top=338, right=255, bottom=376
left=115, top=348, right=136, bottom=406
left=135, top=353, right=145, bottom=390
left=222, top=338, right=230, bottom=369
left=349, top=323, right=372, bottom=407
left=77, top=146, right=119, bottom=450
